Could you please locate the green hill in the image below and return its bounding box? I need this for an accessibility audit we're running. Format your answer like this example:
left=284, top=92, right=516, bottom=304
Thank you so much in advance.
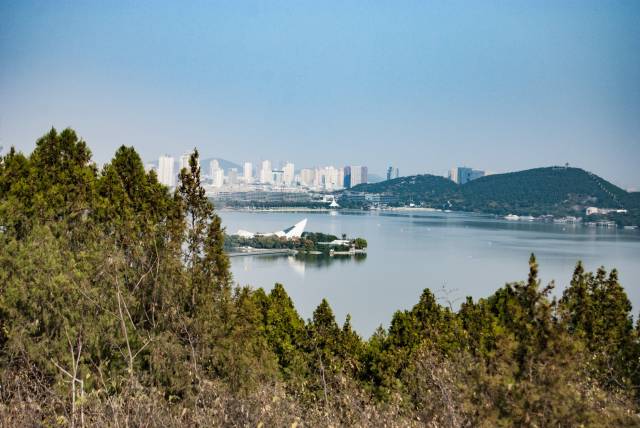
left=344, top=167, right=639, bottom=224
left=456, top=167, right=628, bottom=216
left=349, top=174, right=455, bottom=206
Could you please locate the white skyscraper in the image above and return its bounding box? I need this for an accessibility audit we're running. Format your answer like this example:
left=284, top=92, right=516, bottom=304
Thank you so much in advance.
left=228, top=168, right=239, bottom=185
left=300, top=168, right=315, bottom=186
left=180, top=151, right=199, bottom=173
left=210, top=159, right=220, bottom=177
left=158, top=155, right=175, bottom=187
left=243, top=162, right=253, bottom=183
left=448, top=168, right=459, bottom=183
left=212, top=169, right=224, bottom=187
left=283, top=162, right=295, bottom=186
left=337, top=168, right=344, bottom=190
left=313, top=166, right=341, bottom=190
left=180, top=153, right=190, bottom=171
left=351, top=167, right=363, bottom=187
left=328, top=166, right=341, bottom=189
left=448, top=166, right=484, bottom=184
left=260, top=160, right=272, bottom=184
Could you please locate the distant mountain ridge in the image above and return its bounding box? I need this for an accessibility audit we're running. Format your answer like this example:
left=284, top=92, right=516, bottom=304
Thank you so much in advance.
left=149, top=157, right=242, bottom=173
left=345, top=166, right=640, bottom=225
left=201, top=158, right=242, bottom=172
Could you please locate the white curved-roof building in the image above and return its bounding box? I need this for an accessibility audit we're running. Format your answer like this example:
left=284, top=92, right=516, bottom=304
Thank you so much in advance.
left=237, top=218, right=307, bottom=239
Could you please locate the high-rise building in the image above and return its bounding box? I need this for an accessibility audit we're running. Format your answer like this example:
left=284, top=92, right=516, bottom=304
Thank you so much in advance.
left=469, top=169, right=484, bottom=181
left=180, top=153, right=190, bottom=171
left=458, top=167, right=473, bottom=184
left=209, top=159, right=220, bottom=177
left=180, top=151, right=199, bottom=173
left=212, top=169, right=224, bottom=187
left=344, top=165, right=368, bottom=188
left=260, top=160, right=272, bottom=184
left=228, top=168, right=239, bottom=185
left=449, top=166, right=485, bottom=184
left=243, top=162, right=253, bottom=183
left=300, top=168, right=315, bottom=186
left=283, top=162, right=295, bottom=186
left=448, top=168, right=458, bottom=183
left=337, top=168, right=344, bottom=190
left=272, top=170, right=284, bottom=185
left=310, top=166, right=344, bottom=190
left=158, top=155, right=175, bottom=187
left=387, top=166, right=400, bottom=180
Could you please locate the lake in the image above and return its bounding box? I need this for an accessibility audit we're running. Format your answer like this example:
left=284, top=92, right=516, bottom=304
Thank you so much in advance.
left=219, top=209, right=640, bottom=337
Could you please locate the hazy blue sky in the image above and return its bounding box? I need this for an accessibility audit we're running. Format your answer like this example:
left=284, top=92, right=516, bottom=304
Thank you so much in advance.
left=1, top=1, right=639, bottom=188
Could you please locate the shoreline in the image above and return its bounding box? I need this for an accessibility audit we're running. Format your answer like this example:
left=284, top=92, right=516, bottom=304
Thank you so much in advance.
left=219, top=206, right=444, bottom=213
left=220, top=207, right=335, bottom=213
left=219, top=206, right=639, bottom=231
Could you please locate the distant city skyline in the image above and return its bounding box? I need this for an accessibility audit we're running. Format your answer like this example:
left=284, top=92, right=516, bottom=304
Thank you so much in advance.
left=1, top=2, right=639, bottom=189
left=153, top=152, right=370, bottom=191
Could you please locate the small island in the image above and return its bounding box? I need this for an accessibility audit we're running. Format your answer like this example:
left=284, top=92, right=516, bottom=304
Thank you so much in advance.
left=225, top=231, right=367, bottom=257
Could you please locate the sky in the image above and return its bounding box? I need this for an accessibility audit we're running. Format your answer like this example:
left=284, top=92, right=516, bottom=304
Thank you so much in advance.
left=1, top=1, right=639, bottom=188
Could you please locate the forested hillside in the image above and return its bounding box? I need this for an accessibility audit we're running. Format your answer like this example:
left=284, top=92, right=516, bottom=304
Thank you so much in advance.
left=348, top=167, right=640, bottom=224
left=1, top=129, right=639, bottom=426
left=350, top=174, right=455, bottom=206
left=457, top=167, right=628, bottom=215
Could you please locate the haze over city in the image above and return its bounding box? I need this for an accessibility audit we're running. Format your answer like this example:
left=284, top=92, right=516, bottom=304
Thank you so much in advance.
left=1, top=1, right=639, bottom=189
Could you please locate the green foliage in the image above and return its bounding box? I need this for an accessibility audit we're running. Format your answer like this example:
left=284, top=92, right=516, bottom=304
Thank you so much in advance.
left=459, top=167, right=628, bottom=216
left=1, top=128, right=639, bottom=426
left=348, top=174, right=456, bottom=207
left=260, top=284, right=307, bottom=379
left=354, top=237, right=367, bottom=249
left=559, top=262, right=637, bottom=391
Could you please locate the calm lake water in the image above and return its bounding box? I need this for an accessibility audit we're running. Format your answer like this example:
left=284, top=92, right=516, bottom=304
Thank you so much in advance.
left=220, top=210, right=640, bottom=337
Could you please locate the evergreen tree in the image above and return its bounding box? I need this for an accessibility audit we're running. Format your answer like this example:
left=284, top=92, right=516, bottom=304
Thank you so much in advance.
left=560, top=263, right=636, bottom=390
left=29, top=128, right=97, bottom=224
left=262, top=284, right=307, bottom=378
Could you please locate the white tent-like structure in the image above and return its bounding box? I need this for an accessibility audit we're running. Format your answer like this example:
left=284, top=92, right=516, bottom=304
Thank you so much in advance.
left=237, top=218, right=307, bottom=239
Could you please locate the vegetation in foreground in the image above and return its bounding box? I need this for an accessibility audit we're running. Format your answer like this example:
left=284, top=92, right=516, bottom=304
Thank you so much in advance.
left=1, top=128, right=640, bottom=427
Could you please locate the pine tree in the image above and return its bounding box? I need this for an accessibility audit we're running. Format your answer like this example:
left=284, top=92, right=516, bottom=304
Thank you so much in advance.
left=176, top=149, right=229, bottom=308
left=262, top=284, right=306, bottom=377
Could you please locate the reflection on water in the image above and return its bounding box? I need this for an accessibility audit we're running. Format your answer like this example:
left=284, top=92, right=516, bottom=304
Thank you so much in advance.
left=239, top=252, right=367, bottom=278
left=294, top=252, right=367, bottom=269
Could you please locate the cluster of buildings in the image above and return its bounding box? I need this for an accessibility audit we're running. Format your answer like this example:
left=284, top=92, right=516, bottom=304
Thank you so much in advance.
left=585, top=207, right=627, bottom=216
left=152, top=153, right=369, bottom=197
left=156, top=153, right=490, bottom=197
